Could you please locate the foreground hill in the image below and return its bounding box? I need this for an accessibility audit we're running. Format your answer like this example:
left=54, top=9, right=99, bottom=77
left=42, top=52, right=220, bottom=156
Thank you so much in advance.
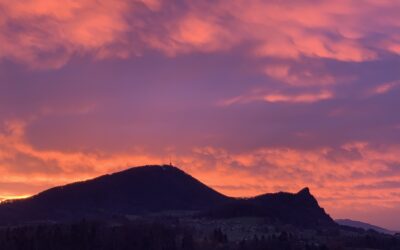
left=0, top=165, right=334, bottom=227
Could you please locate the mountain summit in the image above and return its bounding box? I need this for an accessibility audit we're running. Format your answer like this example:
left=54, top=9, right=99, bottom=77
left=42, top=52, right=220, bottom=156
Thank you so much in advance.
left=0, top=165, right=228, bottom=223
left=0, top=165, right=334, bottom=227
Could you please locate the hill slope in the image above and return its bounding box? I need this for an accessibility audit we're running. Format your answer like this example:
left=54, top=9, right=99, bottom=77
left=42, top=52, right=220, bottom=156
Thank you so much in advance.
left=0, top=165, right=229, bottom=223
left=0, top=165, right=334, bottom=227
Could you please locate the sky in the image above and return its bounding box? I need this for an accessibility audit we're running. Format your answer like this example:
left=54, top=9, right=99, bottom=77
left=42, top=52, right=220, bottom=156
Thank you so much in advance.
left=0, top=0, right=400, bottom=230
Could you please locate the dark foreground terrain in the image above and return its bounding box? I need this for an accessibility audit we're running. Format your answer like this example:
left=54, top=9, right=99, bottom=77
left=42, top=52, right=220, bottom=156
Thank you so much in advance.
left=0, top=217, right=399, bottom=250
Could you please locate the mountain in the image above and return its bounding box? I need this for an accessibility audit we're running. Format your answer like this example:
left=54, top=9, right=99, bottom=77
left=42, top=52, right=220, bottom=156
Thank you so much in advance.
left=336, top=219, right=397, bottom=235
left=205, top=187, right=334, bottom=227
left=0, top=165, right=334, bottom=227
left=0, top=165, right=229, bottom=224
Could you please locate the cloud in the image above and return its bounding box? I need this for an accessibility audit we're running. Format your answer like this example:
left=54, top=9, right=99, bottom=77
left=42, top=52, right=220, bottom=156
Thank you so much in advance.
left=264, top=91, right=333, bottom=103
left=220, top=89, right=333, bottom=105
left=149, top=14, right=236, bottom=55
left=263, top=62, right=348, bottom=87
left=0, top=119, right=168, bottom=195
left=254, top=30, right=376, bottom=62
left=0, top=0, right=141, bottom=68
left=366, top=80, right=400, bottom=96
left=0, top=0, right=400, bottom=69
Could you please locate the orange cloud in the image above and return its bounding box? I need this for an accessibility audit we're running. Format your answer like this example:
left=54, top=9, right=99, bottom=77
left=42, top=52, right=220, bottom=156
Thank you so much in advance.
left=263, top=91, right=333, bottom=103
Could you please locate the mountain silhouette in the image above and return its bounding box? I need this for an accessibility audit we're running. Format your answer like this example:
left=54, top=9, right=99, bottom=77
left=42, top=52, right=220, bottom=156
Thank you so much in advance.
left=0, top=165, right=334, bottom=227
left=205, top=187, right=334, bottom=227
left=0, top=165, right=228, bottom=223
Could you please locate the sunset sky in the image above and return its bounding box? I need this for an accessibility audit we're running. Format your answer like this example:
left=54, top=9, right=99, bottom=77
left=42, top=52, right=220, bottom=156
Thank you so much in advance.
left=1, top=0, right=400, bottom=229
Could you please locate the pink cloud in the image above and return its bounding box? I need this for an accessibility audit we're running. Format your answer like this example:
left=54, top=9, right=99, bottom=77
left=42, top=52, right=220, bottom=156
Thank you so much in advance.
left=365, top=80, right=400, bottom=96
left=0, top=0, right=134, bottom=68
left=220, top=89, right=334, bottom=105
left=263, top=91, right=333, bottom=103
left=263, top=63, right=341, bottom=87
left=0, top=0, right=399, bottom=69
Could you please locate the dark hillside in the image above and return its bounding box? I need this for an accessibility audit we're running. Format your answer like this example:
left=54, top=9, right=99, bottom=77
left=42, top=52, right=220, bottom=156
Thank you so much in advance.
left=0, top=165, right=230, bottom=224
left=0, top=165, right=333, bottom=228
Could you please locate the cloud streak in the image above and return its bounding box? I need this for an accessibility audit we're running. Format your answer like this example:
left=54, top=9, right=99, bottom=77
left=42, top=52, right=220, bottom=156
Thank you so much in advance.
left=221, top=89, right=334, bottom=105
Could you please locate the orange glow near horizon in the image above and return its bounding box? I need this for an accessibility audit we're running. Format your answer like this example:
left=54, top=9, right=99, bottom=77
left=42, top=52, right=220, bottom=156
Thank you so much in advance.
left=0, top=195, right=32, bottom=203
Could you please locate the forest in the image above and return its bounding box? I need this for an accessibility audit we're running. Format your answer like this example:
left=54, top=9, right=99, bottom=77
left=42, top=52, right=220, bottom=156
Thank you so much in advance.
left=0, top=219, right=400, bottom=250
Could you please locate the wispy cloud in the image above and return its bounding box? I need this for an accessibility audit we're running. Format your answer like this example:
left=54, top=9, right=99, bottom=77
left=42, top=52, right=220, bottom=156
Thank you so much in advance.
left=220, top=89, right=333, bottom=106
left=367, top=81, right=400, bottom=96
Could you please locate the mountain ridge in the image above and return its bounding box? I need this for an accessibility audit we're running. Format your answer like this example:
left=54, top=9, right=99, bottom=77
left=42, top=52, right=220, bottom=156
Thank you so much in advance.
left=0, top=165, right=334, bottom=227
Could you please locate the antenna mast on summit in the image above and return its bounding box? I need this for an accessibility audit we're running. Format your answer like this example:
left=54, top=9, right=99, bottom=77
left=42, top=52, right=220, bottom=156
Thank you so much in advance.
left=169, top=156, right=172, bottom=167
